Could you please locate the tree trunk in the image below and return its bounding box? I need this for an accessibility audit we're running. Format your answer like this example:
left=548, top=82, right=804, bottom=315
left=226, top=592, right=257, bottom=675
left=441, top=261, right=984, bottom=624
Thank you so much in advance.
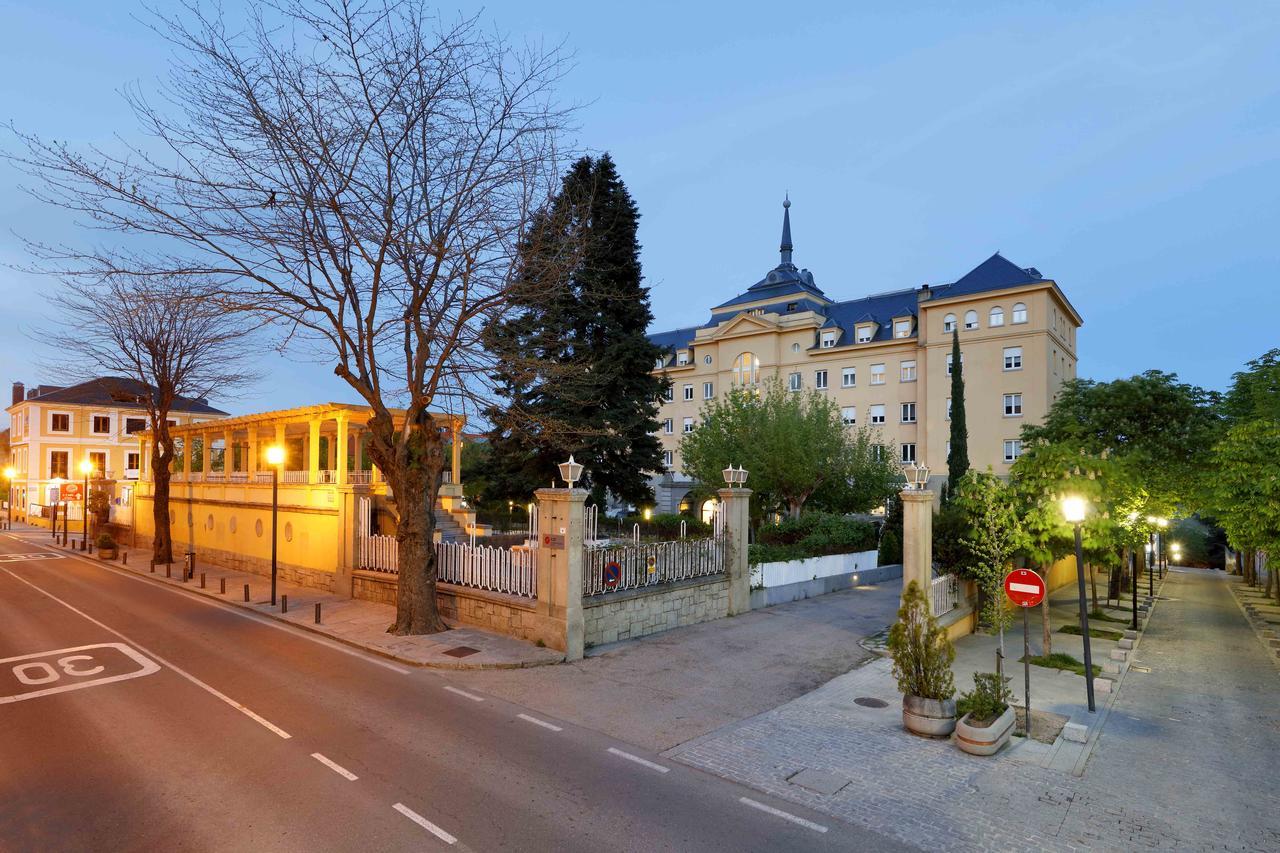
left=1088, top=562, right=1098, bottom=612
left=379, top=421, right=448, bottom=636
left=151, top=454, right=174, bottom=565
left=1040, top=571, right=1052, bottom=655
left=1265, top=553, right=1274, bottom=598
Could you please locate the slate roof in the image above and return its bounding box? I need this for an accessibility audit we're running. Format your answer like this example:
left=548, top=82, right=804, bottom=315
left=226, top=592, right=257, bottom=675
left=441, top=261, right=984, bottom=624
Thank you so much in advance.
left=13, top=377, right=229, bottom=415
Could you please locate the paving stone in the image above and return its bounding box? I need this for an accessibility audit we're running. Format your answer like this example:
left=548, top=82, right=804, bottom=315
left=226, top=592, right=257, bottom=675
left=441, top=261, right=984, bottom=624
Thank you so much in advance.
left=1110, top=648, right=1128, bottom=661
left=1062, top=722, right=1088, bottom=743
left=787, top=767, right=850, bottom=795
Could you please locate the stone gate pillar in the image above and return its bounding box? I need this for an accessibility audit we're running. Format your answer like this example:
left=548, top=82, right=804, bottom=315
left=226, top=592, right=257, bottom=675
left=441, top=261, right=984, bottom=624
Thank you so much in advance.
left=900, top=488, right=934, bottom=600
left=534, top=487, right=586, bottom=661
left=717, top=486, right=753, bottom=615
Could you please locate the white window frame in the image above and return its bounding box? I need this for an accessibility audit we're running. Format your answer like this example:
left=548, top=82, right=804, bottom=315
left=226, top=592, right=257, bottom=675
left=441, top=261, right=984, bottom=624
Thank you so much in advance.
left=663, top=387, right=674, bottom=402
left=124, top=416, right=148, bottom=435
left=894, top=319, right=911, bottom=338
left=901, top=402, right=916, bottom=423
left=49, top=411, right=72, bottom=434
left=946, top=398, right=952, bottom=420
left=870, top=404, right=886, bottom=425
left=841, top=367, right=856, bottom=388
left=663, top=450, right=673, bottom=468
left=821, top=331, right=837, bottom=348
left=943, top=313, right=956, bottom=333
left=946, top=353, right=964, bottom=376
left=989, top=306, right=1004, bottom=327
left=683, top=384, right=694, bottom=401
left=663, top=418, right=673, bottom=435
left=964, top=310, right=978, bottom=330
left=814, top=369, right=828, bottom=390
left=48, top=448, right=71, bottom=480
left=703, top=381, right=714, bottom=400
left=1003, top=439, right=1022, bottom=463
left=88, top=450, right=107, bottom=475
left=655, top=357, right=666, bottom=370
left=682, top=417, right=695, bottom=434
left=788, top=372, right=802, bottom=392
left=1012, top=302, right=1028, bottom=324
left=856, top=325, right=873, bottom=343
left=1003, top=393, right=1023, bottom=417
left=870, top=363, right=886, bottom=385
left=676, top=350, right=689, bottom=366
left=841, top=406, right=856, bottom=425
left=900, top=360, right=916, bottom=382
left=900, top=443, right=916, bottom=464
left=1003, top=346, right=1023, bottom=371
left=126, top=451, right=141, bottom=472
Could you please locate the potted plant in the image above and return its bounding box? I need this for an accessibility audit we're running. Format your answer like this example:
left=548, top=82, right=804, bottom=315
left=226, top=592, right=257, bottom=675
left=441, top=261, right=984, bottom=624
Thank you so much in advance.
left=954, top=672, right=1016, bottom=756
left=96, top=532, right=118, bottom=561
left=888, top=580, right=957, bottom=737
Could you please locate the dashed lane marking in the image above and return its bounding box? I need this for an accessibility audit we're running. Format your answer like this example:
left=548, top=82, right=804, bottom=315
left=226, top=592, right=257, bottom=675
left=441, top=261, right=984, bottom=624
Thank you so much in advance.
left=517, top=713, right=563, bottom=732
left=2, top=568, right=291, bottom=739
left=393, top=803, right=457, bottom=845
left=607, top=747, right=670, bottom=773
left=443, top=685, right=484, bottom=702
left=311, top=752, right=359, bottom=781
left=739, top=797, right=829, bottom=833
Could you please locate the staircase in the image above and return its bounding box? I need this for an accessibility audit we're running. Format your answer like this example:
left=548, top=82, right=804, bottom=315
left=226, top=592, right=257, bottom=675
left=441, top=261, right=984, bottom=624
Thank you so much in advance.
left=434, top=499, right=465, bottom=542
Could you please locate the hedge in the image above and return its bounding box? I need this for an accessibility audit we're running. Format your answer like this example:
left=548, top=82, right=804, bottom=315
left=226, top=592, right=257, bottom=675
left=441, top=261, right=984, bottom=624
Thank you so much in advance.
left=749, top=513, right=877, bottom=565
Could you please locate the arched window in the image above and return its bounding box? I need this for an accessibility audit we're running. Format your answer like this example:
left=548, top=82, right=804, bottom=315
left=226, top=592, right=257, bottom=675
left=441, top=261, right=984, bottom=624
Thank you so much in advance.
left=1012, top=302, right=1028, bottom=324
left=732, top=352, right=760, bottom=386
left=964, top=310, right=978, bottom=330
left=989, top=306, right=1004, bottom=327
left=943, top=313, right=956, bottom=333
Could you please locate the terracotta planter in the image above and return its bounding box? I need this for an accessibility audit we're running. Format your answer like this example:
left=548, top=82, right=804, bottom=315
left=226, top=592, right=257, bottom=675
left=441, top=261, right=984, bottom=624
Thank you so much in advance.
left=902, top=694, right=956, bottom=737
left=98, top=548, right=117, bottom=561
left=955, top=706, right=1016, bottom=756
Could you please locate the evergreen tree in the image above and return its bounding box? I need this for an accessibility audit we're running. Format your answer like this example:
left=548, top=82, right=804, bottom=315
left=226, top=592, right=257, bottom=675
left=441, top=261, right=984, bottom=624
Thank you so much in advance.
left=946, top=329, right=970, bottom=495
left=483, top=154, right=666, bottom=506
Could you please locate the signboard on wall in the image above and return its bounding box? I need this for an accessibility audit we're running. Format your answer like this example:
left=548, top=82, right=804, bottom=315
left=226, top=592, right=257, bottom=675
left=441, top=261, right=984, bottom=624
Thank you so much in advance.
left=541, top=533, right=566, bottom=549
left=59, top=483, right=83, bottom=502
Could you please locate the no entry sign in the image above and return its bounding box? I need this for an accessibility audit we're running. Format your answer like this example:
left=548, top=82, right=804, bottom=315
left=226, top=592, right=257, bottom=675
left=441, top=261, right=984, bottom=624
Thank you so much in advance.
left=1004, top=569, right=1046, bottom=608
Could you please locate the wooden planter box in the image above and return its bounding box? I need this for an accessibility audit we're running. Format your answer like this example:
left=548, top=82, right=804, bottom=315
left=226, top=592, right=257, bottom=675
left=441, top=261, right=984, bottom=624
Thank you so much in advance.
left=902, top=694, right=957, bottom=738
left=954, top=706, right=1016, bottom=756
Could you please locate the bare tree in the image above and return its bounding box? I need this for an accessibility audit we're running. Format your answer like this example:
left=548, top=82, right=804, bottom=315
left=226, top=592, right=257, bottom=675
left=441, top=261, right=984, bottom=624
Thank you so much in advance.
left=44, top=275, right=255, bottom=564
left=8, top=1, right=575, bottom=633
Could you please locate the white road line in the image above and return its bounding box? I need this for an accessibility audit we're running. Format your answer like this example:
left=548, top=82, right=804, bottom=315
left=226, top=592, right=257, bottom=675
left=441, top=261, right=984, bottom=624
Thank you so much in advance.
left=311, top=752, right=359, bottom=780
left=739, top=797, right=829, bottom=833
left=607, top=746, right=670, bottom=773
left=14, top=540, right=412, bottom=675
left=443, top=685, right=484, bottom=702
left=392, top=803, right=457, bottom=845
left=2, top=568, right=292, bottom=740
left=517, top=713, right=562, bottom=732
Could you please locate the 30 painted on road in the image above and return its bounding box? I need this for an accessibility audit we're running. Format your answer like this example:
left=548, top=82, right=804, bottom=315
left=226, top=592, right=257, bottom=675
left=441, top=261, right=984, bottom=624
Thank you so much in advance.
left=0, top=643, right=159, bottom=704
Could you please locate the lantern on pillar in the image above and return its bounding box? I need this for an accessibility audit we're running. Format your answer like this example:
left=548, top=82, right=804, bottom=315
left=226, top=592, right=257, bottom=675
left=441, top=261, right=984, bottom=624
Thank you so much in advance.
left=904, top=462, right=930, bottom=490
left=558, top=455, right=584, bottom=489
left=721, top=464, right=749, bottom=487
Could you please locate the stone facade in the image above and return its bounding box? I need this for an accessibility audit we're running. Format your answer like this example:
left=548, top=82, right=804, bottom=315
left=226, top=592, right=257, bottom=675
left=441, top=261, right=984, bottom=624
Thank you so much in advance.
left=583, top=575, right=729, bottom=647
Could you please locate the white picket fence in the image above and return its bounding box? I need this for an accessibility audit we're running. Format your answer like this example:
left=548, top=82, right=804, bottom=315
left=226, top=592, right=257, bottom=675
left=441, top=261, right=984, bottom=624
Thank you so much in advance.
left=930, top=573, right=961, bottom=616
left=356, top=534, right=536, bottom=598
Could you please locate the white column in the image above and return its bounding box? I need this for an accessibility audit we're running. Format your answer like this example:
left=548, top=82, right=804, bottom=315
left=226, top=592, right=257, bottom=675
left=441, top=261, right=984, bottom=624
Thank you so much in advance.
left=308, top=418, right=321, bottom=484
left=336, top=416, right=350, bottom=486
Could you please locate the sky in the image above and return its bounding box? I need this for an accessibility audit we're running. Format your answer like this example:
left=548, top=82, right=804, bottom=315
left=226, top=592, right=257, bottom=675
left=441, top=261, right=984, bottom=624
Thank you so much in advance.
left=2, top=0, right=1278, bottom=421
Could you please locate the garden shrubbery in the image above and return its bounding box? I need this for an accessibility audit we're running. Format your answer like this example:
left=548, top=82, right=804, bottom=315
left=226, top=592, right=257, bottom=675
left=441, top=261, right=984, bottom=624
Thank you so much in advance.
left=619, top=512, right=711, bottom=539
left=749, top=512, right=877, bottom=565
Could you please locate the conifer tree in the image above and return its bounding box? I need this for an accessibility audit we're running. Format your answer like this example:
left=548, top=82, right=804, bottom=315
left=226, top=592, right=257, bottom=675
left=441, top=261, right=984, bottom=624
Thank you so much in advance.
left=946, top=328, right=970, bottom=496
left=483, top=154, right=666, bottom=506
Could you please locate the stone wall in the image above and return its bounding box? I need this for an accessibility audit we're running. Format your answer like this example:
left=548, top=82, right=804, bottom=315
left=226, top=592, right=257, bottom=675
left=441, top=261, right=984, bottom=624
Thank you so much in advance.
left=187, top=541, right=337, bottom=593
left=583, top=575, right=729, bottom=647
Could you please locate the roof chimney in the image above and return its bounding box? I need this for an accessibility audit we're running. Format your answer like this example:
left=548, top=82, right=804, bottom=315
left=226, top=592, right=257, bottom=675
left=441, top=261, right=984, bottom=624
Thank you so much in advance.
left=11, top=382, right=24, bottom=406
left=917, top=284, right=932, bottom=303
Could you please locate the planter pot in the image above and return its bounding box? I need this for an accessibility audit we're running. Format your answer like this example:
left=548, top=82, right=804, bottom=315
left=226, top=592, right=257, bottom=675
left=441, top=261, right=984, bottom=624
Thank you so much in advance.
left=98, top=548, right=117, bottom=561
left=902, top=694, right=956, bottom=738
left=955, top=706, right=1016, bottom=756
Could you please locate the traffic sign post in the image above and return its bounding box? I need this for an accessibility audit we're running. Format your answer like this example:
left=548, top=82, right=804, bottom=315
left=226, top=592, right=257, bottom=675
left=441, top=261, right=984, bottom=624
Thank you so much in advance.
left=1004, top=569, right=1046, bottom=737
left=603, top=561, right=621, bottom=590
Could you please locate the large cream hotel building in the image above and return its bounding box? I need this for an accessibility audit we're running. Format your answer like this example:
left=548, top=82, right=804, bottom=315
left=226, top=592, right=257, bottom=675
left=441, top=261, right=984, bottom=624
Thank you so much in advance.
left=648, top=201, right=1082, bottom=512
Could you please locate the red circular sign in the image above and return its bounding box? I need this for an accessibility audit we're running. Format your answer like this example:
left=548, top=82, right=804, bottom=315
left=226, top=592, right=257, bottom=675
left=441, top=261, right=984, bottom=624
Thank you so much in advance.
left=1003, top=569, right=1046, bottom=608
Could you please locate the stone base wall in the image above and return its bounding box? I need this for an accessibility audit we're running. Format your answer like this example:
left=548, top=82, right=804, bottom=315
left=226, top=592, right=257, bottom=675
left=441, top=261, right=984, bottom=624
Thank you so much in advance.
left=178, top=542, right=336, bottom=593
left=749, top=562, right=902, bottom=609
left=583, top=575, right=729, bottom=647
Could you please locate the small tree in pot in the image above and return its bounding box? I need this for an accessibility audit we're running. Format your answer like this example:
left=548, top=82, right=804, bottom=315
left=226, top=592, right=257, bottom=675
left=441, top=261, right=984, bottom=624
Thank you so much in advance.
left=889, top=580, right=957, bottom=737
left=95, top=532, right=118, bottom=561
left=954, top=672, right=1016, bottom=755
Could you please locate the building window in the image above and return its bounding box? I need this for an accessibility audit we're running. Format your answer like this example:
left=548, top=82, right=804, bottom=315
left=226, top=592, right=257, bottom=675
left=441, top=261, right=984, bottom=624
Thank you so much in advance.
left=870, top=404, right=886, bottom=424
left=821, top=331, right=836, bottom=348
left=51, top=413, right=70, bottom=433
left=964, top=310, right=978, bottom=330
left=732, top=352, right=760, bottom=386
left=1004, top=346, right=1023, bottom=371
left=872, top=444, right=885, bottom=462
left=663, top=386, right=674, bottom=402
left=682, top=417, right=695, bottom=434
left=946, top=398, right=952, bottom=420
left=856, top=325, right=873, bottom=343
left=900, top=360, right=916, bottom=382
left=841, top=406, right=856, bottom=425
left=703, top=382, right=714, bottom=399
left=655, top=357, right=666, bottom=370
left=1004, top=439, right=1022, bottom=463
left=841, top=367, right=856, bottom=387
left=894, top=319, right=911, bottom=338
left=677, top=350, right=689, bottom=366
left=1004, top=393, right=1023, bottom=417
left=990, top=306, right=1004, bottom=327
left=663, top=450, right=673, bottom=468
left=126, top=452, right=140, bottom=471
left=89, top=451, right=107, bottom=474
left=788, top=372, right=802, bottom=392
left=901, top=443, right=916, bottom=464
left=815, top=370, right=828, bottom=390
left=703, top=355, right=713, bottom=365
left=663, top=418, right=673, bottom=435
left=946, top=353, right=964, bottom=376
left=50, top=451, right=69, bottom=479
left=92, top=415, right=111, bottom=434
left=943, top=313, right=956, bottom=333
left=901, top=402, right=916, bottom=423
left=870, top=363, right=885, bottom=385
left=1012, top=302, right=1028, bottom=324
left=786, top=302, right=798, bottom=312
left=125, top=417, right=147, bottom=434
left=683, top=384, right=694, bottom=401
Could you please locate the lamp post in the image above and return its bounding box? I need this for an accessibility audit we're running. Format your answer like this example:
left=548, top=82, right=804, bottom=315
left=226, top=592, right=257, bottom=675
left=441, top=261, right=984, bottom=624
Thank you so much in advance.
left=78, top=459, right=94, bottom=550
left=557, top=455, right=584, bottom=490
left=266, top=445, right=285, bottom=605
left=1062, top=495, right=1096, bottom=713
left=3, top=466, right=15, bottom=529
left=903, top=461, right=931, bottom=491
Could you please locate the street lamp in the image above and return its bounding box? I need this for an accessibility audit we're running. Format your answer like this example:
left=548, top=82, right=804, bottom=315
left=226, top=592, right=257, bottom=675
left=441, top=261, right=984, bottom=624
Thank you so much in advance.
left=2, top=466, right=15, bottom=529
left=1170, top=541, right=1182, bottom=568
left=265, top=445, right=286, bottom=606
left=78, top=459, right=94, bottom=550
left=1146, top=516, right=1166, bottom=589
left=903, top=461, right=931, bottom=490
left=1061, top=495, right=1096, bottom=713
left=558, top=455, right=584, bottom=489
left=1156, top=517, right=1169, bottom=577
left=721, top=464, right=749, bottom=487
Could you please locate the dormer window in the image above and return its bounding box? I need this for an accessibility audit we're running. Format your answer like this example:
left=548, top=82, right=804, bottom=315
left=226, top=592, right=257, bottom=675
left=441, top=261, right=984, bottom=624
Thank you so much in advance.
left=943, top=313, right=956, bottom=333
left=856, top=325, right=873, bottom=344
left=655, top=357, right=666, bottom=370
left=676, top=350, right=689, bottom=366
left=894, top=319, right=912, bottom=338
left=786, top=302, right=798, bottom=312
left=820, top=331, right=837, bottom=348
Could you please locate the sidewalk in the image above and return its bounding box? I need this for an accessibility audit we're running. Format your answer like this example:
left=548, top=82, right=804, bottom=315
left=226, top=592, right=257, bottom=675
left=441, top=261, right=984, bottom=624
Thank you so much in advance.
left=668, top=568, right=1280, bottom=851
left=2, top=523, right=562, bottom=669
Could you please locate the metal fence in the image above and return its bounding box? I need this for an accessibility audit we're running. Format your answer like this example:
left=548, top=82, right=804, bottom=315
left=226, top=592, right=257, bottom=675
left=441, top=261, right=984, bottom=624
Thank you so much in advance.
left=930, top=573, right=961, bottom=616
left=583, top=536, right=725, bottom=596
left=356, top=534, right=536, bottom=598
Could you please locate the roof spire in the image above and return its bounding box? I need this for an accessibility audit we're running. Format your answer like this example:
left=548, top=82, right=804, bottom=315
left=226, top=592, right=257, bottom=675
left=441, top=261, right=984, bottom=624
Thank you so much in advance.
left=779, top=194, right=793, bottom=267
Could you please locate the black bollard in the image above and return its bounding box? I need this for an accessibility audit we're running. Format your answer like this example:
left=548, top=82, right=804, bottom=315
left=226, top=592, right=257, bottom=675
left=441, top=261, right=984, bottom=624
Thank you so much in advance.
left=150, top=560, right=156, bottom=574
left=200, top=572, right=206, bottom=589
left=281, top=595, right=288, bottom=614
left=220, top=577, right=226, bottom=595
left=165, top=563, right=171, bottom=578
left=315, top=602, right=321, bottom=624
left=122, top=551, right=128, bottom=565
left=244, top=583, right=250, bottom=602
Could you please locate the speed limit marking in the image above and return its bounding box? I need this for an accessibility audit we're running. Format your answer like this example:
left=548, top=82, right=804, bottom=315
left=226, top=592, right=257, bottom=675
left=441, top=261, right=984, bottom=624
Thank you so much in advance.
left=0, top=643, right=159, bottom=704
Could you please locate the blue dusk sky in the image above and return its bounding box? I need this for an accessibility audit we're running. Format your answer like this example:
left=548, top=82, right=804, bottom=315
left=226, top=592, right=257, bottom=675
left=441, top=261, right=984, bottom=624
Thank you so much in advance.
left=1, top=0, right=1277, bottom=419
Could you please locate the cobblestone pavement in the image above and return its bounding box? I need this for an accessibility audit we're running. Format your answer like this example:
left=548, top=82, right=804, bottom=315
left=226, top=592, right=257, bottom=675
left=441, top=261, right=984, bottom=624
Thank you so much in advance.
left=669, top=568, right=1280, bottom=851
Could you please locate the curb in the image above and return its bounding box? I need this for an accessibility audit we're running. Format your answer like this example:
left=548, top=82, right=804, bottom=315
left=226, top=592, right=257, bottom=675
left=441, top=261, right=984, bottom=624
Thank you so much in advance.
left=3, top=532, right=565, bottom=671
left=1225, top=580, right=1280, bottom=672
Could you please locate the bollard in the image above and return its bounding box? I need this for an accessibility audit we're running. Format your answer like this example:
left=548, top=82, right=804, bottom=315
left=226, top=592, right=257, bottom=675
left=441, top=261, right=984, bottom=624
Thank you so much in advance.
left=315, top=602, right=321, bottom=624
left=220, top=577, right=226, bottom=595
left=281, top=595, right=288, bottom=614
left=122, top=551, right=128, bottom=565
left=88, top=543, right=93, bottom=554
left=150, top=560, right=156, bottom=574
left=244, top=583, right=250, bottom=602
left=200, top=572, right=206, bottom=589
left=165, top=563, right=171, bottom=578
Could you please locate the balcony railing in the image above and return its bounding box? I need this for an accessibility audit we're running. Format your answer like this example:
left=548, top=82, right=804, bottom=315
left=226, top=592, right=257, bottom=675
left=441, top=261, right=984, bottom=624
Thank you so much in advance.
left=282, top=470, right=309, bottom=484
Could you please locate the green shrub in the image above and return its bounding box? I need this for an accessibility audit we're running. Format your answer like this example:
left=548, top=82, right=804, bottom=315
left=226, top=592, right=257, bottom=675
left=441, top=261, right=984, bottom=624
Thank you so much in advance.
left=95, top=532, right=117, bottom=549
left=621, top=513, right=711, bottom=539
left=956, top=672, right=1013, bottom=724
left=1020, top=652, right=1101, bottom=679
left=1059, top=624, right=1124, bottom=642
left=888, top=580, right=955, bottom=701
left=753, top=513, right=876, bottom=565
left=878, top=529, right=901, bottom=566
